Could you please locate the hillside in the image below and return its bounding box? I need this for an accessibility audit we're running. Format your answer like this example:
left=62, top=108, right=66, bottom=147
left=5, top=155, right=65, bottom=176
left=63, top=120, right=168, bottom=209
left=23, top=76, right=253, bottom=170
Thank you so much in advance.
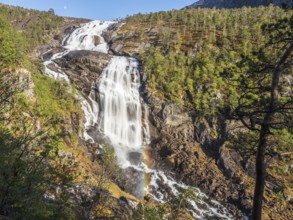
left=104, top=5, right=293, bottom=219
left=186, top=0, right=293, bottom=9
left=0, top=3, right=292, bottom=220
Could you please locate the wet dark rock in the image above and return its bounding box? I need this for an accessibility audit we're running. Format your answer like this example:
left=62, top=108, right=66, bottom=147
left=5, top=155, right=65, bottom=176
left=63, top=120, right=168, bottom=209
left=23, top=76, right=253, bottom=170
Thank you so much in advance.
left=128, top=151, right=142, bottom=165
left=54, top=50, right=111, bottom=95
left=46, top=63, right=59, bottom=72
left=119, top=167, right=144, bottom=199
left=41, top=47, right=66, bottom=61
left=102, top=22, right=122, bottom=43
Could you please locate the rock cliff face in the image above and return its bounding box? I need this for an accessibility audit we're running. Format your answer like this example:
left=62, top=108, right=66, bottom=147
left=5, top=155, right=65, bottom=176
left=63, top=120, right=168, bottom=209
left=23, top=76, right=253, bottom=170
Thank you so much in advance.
left=102, top=23, right=152, bottom=57
left=140, top=75, right=250, bottom=218
left=185, top=0, right=293, bottom=9
left=53, top=50, right=111, bottom=95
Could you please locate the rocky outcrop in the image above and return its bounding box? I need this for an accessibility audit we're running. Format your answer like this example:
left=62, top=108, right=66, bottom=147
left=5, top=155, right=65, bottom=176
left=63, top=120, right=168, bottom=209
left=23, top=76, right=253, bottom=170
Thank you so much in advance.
left=141, top=79, right=293, bottom=218
left=138, top=77, right=249, bottom=217
left=44, top=184, right=136, bottom=220
left=16, top=68, right=35, bottom=99
left=103, top=23, right=152, bottom=57
left=53, top=50, right=111, bottom=95
left=34, top=17, right=92, bottom=58
left=217, top=145, right=243, bottom=178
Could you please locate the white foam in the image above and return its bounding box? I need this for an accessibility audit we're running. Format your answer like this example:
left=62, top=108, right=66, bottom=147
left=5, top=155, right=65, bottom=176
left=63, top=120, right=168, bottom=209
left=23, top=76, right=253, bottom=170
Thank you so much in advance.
left=63, top=20, right=115, bottom=53
left=98, top=56, right=143, bottom=167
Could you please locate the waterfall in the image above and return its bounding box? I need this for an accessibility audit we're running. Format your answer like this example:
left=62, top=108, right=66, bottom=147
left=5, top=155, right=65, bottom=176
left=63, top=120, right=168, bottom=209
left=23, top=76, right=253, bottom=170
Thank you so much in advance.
left=98, top=56, right=142, bottom=167
left=63, top=21, right=113, bottom=52
left=43, top=20, right=235, bottom=220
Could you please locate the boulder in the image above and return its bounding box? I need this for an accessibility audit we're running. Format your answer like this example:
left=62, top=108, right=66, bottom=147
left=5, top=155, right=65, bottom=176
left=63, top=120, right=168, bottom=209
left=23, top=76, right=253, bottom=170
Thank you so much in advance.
left=217, top=145, right=243, bottom=178
left=93, top=35, right=100, bottom=46
left=244, top=157, right=256, bottom=178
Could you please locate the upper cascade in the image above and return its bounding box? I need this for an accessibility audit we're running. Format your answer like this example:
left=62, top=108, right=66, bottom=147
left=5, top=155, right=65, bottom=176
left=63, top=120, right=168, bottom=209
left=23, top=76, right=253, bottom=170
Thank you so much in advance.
left=63, top=20, right=115, bottom=53
left=43, top=21, right=114, bottom=140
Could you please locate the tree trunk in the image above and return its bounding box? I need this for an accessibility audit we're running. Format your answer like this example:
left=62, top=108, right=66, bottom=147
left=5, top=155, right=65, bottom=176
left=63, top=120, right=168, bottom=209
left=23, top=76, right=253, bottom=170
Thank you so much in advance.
left=252, top=41, right=293, bottom=220
left=252, top=118, right=270, bottom=220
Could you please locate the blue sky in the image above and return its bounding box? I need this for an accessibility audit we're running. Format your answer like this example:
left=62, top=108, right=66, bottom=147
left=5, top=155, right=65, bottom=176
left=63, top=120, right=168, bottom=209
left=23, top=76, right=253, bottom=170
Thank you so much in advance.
left=0, top=0, right=197, bottom=21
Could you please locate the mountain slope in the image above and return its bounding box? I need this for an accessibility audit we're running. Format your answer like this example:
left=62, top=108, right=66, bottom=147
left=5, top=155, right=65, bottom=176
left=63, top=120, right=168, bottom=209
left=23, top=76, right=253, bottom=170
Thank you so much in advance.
left=103, top=6, right=293, bottom=219
left=186, top=0, right=293, bottom=8
left=1, top=3, right=293, bottom=220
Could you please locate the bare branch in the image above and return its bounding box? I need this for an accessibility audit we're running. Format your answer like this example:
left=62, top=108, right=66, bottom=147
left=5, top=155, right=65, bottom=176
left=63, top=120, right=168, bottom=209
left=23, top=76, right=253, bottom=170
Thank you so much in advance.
left=265, top=152, right=293, bottom=169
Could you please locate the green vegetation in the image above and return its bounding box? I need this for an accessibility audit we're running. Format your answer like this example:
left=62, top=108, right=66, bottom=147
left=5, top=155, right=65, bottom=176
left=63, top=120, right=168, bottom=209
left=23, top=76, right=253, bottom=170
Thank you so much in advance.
left=0, top=4, right=63, bottom=69
left=0, top=5, right=82, bottom=219
left=122, top=6, right=293, bottom=117
left=0, top=3, right=292, bottom=219
left=0, top=13, right=26, bottom=68
left=0, top=71, right=80, bottom=219
left=33, top=71, right=81, bottom=136
left=121, top=7, right=293, bottom=219
left=231, top=16, right=293, bottom=219
left=0, top=4, right=63, bottom=50
left=90, top=144, right=121, bottom=219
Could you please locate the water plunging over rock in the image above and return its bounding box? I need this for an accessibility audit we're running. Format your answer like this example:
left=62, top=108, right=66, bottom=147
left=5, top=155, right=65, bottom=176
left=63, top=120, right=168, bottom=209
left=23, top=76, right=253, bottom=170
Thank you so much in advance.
left=98, top=56, right=143, bottom=167
left=63, top=21, right=114, bottom=52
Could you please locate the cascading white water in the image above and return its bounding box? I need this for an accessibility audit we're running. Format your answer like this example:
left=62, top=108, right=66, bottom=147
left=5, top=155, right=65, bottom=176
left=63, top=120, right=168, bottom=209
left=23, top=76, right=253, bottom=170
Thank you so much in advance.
left=43, top=20, right=235, bottom=220
left=98, top=56, right=142, bottom=167
left=43, top=51, right=70, bottom=81
left=43, top=20, right=114, bottom=142
left=63, top=20, right=114, bottom=52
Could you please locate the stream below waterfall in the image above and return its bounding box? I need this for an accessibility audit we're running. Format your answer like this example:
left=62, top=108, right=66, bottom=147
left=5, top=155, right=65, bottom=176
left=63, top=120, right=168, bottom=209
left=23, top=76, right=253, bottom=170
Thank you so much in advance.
left=43, top=20, right=235, bottom=220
